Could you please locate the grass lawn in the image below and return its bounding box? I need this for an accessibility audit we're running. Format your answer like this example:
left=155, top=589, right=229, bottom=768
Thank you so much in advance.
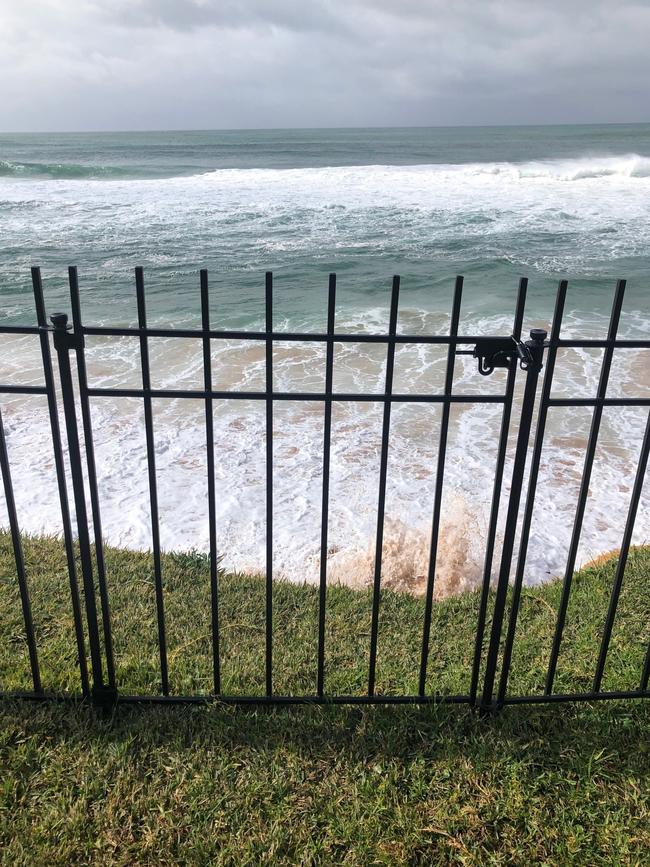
left=0, top=533, right=648, bottom=864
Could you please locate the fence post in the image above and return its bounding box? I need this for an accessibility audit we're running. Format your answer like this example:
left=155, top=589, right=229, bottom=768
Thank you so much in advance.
left=50, top=312, right=117, bottom=711
left=480, top=328, right=547, bottom=712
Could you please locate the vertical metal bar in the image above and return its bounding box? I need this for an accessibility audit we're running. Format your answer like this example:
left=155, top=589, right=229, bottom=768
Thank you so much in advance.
left=50, top=311, right=106, bottom=697
left=480, top=329, right=547, bottom=710
left=592, top=408, right=650, bottom=692
left=641, top=641, right=650, bottom=692
left=317, top=273, right=336, bottom=696
left=265, top=271, right=273, bottom=696
left=135, top=267, right=169, bottom=696
left=469, top=277, right=528, bottom=704
left=367, top=275, right=400, bottom=697
left=496, top=280, right=568, bottom=704
left=418, top=276, right=463, bottom=695
left=0, top=406, right=41, bottom=692
left=68, top=266, right=115, bottom=689
left=545, top=279, right=626, bottom=695
left=31, top=267, right=89, bottom=697
left=200, top=269, right=221, bottom=695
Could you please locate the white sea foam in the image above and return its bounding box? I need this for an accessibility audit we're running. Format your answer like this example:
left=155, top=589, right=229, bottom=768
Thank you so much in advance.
left=0, top=311, right=648, bottom=595
left=3, top=155, right=650, bottom=289
left=2, top=152, right=650, bottom=593
left=189, top=153, right=650, bottom=184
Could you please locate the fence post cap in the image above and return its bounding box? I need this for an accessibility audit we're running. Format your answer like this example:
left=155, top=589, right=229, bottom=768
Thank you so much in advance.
left=50, top=312, right=69, bottom=329
left=529, top=328, right=547, bottom=343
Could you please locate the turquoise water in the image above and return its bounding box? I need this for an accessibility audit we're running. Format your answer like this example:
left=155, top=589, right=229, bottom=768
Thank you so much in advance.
left=1, top=124, right=649, bottom=327
left=1, top=126, right=649, bottom=587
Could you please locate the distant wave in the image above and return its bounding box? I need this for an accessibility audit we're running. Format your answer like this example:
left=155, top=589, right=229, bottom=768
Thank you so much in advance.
left=0, top=159, right=137, bottom=179
left=190, top=153, right=650, bottom=183
left=2, top=153, right=650, bottom=183
left=512, top=154, right=650, bottom=180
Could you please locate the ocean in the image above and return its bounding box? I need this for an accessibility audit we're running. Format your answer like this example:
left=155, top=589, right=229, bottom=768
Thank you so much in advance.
left=1, top=125, right=649, bottom=592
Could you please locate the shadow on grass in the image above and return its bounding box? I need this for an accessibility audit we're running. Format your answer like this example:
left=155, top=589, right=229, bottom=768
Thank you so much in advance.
left=2, top=698, right=648, bottom=864
left=2, top=696, right=648, bottom=770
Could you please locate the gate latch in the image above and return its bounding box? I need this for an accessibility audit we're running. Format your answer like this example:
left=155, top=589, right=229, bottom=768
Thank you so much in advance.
left=41, top=312, right=85, bottom=351
left=473, top=330, right=547, bottom=376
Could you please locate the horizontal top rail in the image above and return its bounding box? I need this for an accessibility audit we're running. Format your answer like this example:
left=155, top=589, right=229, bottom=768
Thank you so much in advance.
left=2, top=323, right=649, bottom=352
left=77, top=326, right=515, bottom=344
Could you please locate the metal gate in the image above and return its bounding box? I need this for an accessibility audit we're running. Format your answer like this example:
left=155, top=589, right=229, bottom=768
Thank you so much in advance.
left=1, top=268, right=648, bottom=711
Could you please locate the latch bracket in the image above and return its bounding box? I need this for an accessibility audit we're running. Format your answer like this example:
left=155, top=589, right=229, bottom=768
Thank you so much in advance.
left=472, top=330, right=547, bottom=376
left=41, top=313, right=85, bottom=351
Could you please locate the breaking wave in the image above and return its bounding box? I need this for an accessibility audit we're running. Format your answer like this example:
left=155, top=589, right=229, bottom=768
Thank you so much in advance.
left=3, top=154, right=650, bottom=185
left=0, top=160, right=141, bottom=180
left=190, top=154, right=650, bottom=183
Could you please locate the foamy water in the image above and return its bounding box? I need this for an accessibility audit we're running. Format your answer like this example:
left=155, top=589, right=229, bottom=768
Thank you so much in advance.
left=1, top=127, right=650, bottom=594
left=1, top=306, right=648, bottom=594
left=3, top=156, right=650, bottom=286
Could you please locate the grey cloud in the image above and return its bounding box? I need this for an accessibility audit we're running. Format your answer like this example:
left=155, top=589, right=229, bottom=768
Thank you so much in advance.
left=105, top=0, right=349, bottom=35
left=0, top=0, right=648, bottom=131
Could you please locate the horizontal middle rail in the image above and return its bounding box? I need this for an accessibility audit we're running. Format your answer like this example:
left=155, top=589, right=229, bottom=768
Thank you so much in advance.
left=4, top=387, right=649, bottom=407
left=84, top=387, right=509, bottom=402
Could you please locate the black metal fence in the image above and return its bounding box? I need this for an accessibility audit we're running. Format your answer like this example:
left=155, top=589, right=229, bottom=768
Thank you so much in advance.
left=1, top=267, right=648, bottom=711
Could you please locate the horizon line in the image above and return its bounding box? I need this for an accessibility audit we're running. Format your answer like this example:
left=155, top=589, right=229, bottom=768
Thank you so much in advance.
left=2, top=120, right=650, bottom=136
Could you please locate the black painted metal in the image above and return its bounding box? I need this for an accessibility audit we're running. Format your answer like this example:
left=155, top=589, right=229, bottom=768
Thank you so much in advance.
left=367, top=276, right=400, bottom=697
left=0, top=385, right=48, bottom=394
left=84, top=387, right=510, bottom=403
left=480, top=328, right=547, bottom=711
left=0, top=406, right=41, bottom=692
left=592, top=408, right=650, bottom=692
left=0, top=269, right=648, bottom=711
left=265, top=271, right=274, bottom=696
left=68, top=325, right=650, bottom=350
left=135, top=267, right=169, bottom=696
left=316, top=274, right=336, bottom=696
left=545, top=280, right=626, bottom=695
left=68, top=266, right=116, bottom=689
left=78, top=327, right=520, bottom=344
left=642, top=641, right=650, bottom=693
left=200, top=269, right=221, bottom=696
left=32, top=268, right=90, bottom=697
left=5, top=687, right=645, bottom=706
left=49, top=311, right=110, bottom=704
left=496, top=281, right=568, bottom=705
left=418, top=276, right=463, bottom=696
left=470, top=278, right=528, bottom=705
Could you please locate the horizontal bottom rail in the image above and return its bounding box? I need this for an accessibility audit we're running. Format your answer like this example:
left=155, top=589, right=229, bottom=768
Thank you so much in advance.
left=1, top=691, right=470, bottom=706
left=2, top=690, right=647, bottom=707
left=502, top=689, right=649, bottom=705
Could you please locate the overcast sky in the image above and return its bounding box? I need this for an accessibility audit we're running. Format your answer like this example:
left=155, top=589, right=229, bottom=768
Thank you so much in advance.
left=1, top=0, right=649, bottom=132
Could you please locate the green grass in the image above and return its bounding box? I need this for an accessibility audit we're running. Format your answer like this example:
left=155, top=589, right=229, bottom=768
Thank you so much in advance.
left=0, top=533, right=649, bottom=864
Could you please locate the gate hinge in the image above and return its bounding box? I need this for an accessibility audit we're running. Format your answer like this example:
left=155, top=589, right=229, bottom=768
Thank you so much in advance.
left=473, top=329, right=547, bottom=376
